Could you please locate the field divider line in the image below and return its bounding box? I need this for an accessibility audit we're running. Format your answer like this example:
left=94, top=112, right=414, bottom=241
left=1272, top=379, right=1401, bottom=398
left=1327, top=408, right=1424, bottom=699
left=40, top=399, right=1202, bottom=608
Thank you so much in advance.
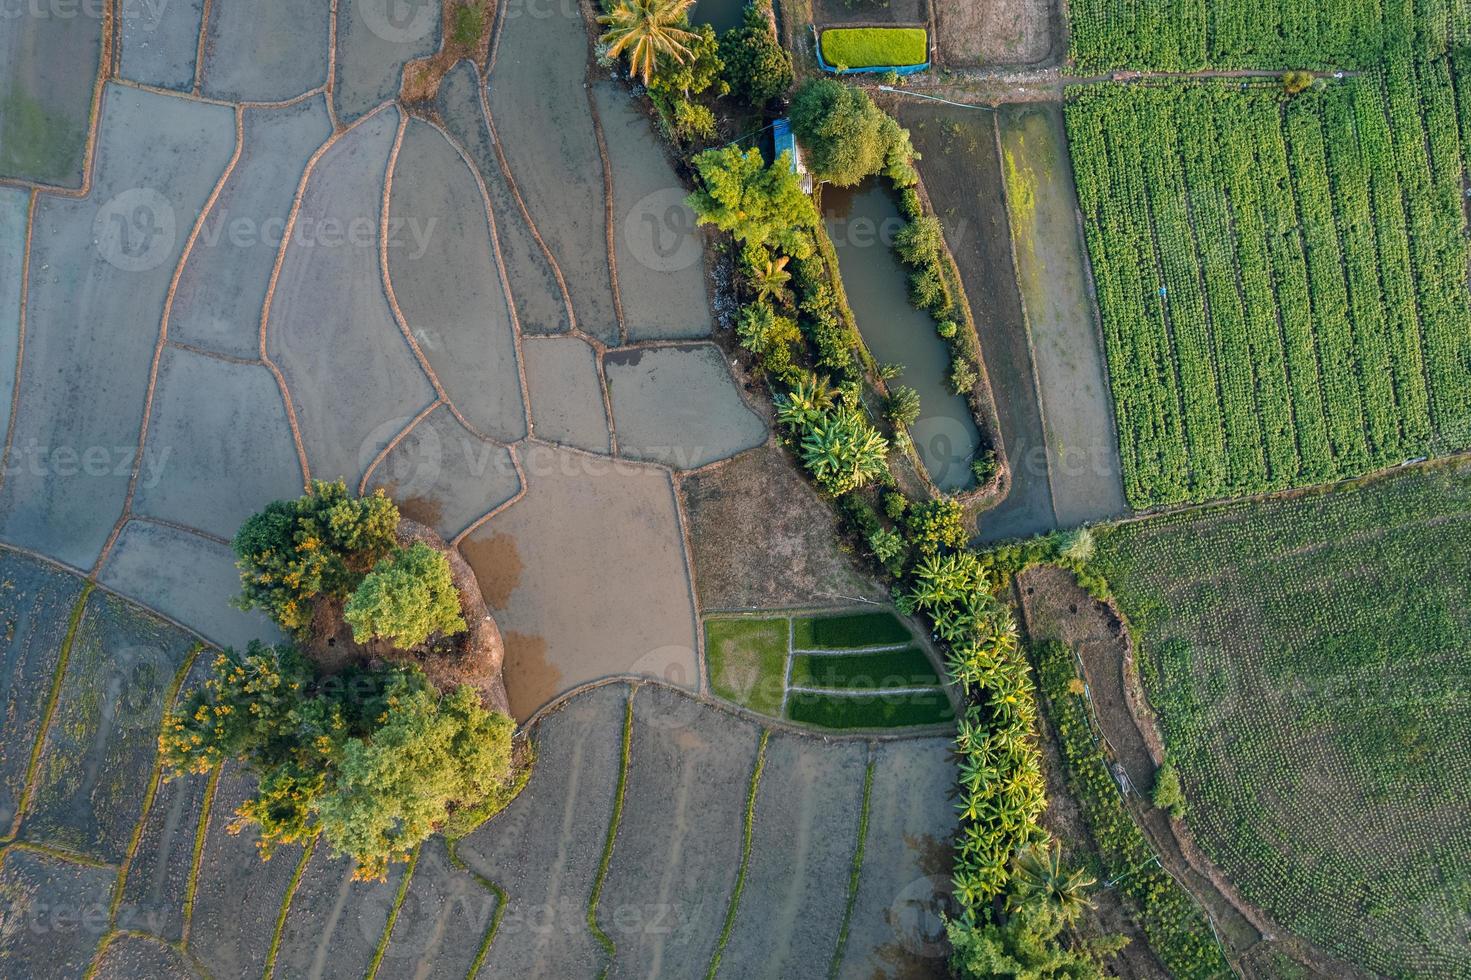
left=778, top=617, right=796, bottom=716
left=705, top=729, right=770, bottom=980
left=447, top=838, right=512, bottom=977
left=9, top=582, right=93, bottom=837
left=789, top=643, right=916, bottom=656
left=366, top=841, right=422, bottom=980
left=827, top=746, right=875, bottom=980
left=179, top=763, right=222, bottom=947
left=588, top=686, right=635, bottom=970
left=786, top=685, right=945, bottom=697
left=263, top=836, right=316, bottom=979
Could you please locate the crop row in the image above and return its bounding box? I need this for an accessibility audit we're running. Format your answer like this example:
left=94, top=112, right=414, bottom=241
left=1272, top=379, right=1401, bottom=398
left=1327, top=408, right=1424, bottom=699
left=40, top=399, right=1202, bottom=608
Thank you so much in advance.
left=1068, top=0, right=1464, bottom=73
left=1067, top=68, right=1471, bottom=508
left=1089, top=460, right=1471, bottom=975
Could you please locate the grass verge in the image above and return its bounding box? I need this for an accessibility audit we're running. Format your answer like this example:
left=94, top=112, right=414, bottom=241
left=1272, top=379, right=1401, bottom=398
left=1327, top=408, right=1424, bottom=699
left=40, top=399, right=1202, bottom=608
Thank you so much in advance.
left=448, top=839, right=511, bottom=977
left=179, top=764, right=221, bottom=945
left=706, top=730, right=769, bottom=979
left=827, top=752, right=874, bottom=980
left=366, top=842, right=421, bottom=979
left=264, top=836, right=316, bottom=977
left=588, top=689, right=634, bottom=968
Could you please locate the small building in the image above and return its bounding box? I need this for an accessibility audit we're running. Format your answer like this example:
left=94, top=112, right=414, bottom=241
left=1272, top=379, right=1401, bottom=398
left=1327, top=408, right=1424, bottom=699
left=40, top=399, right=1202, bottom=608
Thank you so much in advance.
left=771, top=118, right=813, bottom=193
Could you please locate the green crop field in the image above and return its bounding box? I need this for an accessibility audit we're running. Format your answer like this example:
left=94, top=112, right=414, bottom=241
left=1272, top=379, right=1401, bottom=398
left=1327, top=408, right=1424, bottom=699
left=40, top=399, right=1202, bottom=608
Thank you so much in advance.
left=1068, top=59, right=1471, bottom=508
left=1091, top=462, right=1471, bottom=976
left=819, top=28, right=929, bottom=70
left=1067, top=0, right=1470, bottom=72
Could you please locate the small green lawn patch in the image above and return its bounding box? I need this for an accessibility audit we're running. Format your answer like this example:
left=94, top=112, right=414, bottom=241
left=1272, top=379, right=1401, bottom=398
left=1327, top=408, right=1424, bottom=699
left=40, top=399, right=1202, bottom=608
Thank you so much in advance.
left=786, top=689, right=953, bottom=730
left=789, top=648, right=941, bottom=689
left=705, top=618, right=789, bottom=715
left=791, top=610, right=911, bottom=649
left=819, top=27, right=928, bottom=70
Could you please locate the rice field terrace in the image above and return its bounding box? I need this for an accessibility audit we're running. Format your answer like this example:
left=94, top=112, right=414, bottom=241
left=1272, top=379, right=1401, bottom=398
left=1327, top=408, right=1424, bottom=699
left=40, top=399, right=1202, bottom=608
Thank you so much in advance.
left=1090, top=461, right=1471, bottom=977
left=704, top=610, right=956, bottom=730
left=1068, top=53, right=1471, bottom=508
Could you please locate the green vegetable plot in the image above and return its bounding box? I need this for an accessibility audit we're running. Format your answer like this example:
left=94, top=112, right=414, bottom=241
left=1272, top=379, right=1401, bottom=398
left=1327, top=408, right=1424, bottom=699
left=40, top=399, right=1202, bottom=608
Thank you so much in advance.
left=1068, top=66, right=1471, bottom=507
left=819, top=28, right=928, bottom=69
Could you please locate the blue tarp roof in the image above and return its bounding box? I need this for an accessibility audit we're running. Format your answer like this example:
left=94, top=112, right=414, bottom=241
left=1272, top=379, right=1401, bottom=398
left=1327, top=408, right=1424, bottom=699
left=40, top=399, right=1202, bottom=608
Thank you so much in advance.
left=772, top=118, right=799, bottom=172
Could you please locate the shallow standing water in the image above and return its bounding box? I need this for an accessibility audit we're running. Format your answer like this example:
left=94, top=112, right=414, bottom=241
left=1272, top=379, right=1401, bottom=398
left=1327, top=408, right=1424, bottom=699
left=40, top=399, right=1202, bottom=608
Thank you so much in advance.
left=692, top=0, right=748, bottom=33
left=823, top=181, right=982, bottom=492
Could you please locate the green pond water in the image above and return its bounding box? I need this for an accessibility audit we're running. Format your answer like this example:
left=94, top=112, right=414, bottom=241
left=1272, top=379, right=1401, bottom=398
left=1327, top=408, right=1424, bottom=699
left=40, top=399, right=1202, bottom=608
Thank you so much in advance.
left=823, top=181, right=982, bottom=492
left=692, top=0, right=747, bottom=33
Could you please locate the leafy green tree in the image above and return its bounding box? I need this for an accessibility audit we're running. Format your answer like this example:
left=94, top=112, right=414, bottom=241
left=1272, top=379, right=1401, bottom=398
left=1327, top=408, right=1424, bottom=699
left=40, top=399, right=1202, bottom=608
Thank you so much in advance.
left=951, top=356, right=979, bottom=394
left=886, top=384, right=921, bottom=428
left=735, top=301, right=801, bottom=376
left=1009, top=841, right=1097, bottom=926
left=747, top=251, right=793, bottom=305
left=907, top=497, right=968, bottom=555
left=718, top=0, right=792, bottom=106
left=796, top=404, right=890, bottom=495
left=894, top=215, right=943, bottom=267
left=344, top=542, right=467, bottom=649
left=647, top=23, right=726, bottom=143
left=687, top=146, right=818, bottom=258
left=789, top=79, right=916, bottom=187
left=232, top=482, right=400, bottom=634
left=598, top=0, right=699, bottom=85
left=947, top=902, right=1123, bottom=980
left=160, top=645, right=516, bottom=881
left=1153, top=759, right=1187, bottom=819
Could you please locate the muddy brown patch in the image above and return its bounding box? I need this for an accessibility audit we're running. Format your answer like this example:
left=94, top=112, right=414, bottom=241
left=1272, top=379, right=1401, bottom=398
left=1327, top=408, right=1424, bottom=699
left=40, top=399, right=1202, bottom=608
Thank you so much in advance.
left=460, top=531, right=523, bottom=609
left=502, top=631, right=560, bottom=722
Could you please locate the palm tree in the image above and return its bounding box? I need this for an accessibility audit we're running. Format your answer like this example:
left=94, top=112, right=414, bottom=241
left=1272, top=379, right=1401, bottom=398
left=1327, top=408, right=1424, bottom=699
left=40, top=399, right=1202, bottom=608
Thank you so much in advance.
left=598, top=0, right=699, bottom=85
left=748, top=253, right=792, bottom=305
left=1009, top=841, right=1096, bottom=926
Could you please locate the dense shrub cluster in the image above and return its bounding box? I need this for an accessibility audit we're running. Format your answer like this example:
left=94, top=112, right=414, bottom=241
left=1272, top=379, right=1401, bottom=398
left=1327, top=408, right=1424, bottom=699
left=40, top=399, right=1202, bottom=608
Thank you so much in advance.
left=717, top=0, right=791, bottom=107
left=160, top=643, right=516, bottom=880
left=343, top=541, right=466, bottom=649
left=789, top=78, right=917, bottom=187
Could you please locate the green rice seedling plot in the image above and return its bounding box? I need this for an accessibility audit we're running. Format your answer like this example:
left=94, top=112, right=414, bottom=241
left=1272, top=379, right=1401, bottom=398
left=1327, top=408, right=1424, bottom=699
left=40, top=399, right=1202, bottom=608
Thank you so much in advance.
left=365, top=404, right=521, bottom=541
left=455, top=683, right=627, bottom=977
left=592, top=81, right=714, bottom=342
left=0, top=85, right=234, bottom=570
left=459, top=444, right=697, bottom=722
left=788, top=648, right=941, bottom=690
left=116, top=767, right=212, bottom=943
left=997, top=103, right=1127, bottom=527
left=171, top=97, right=334, bottom=360
left=272, top=843, right=409, bottom=980
left=704, top=617, right=788, bottom=716
left=375, top=837, right=490, bottom=979
left=436, top=62, right=570, bottom=335
left=0, top=848, right=115, bottom=976
left=791, top=610, right=912, bottom=649
left=605, top=345, right=766, bottom=470
left=1092, top=461, right=1471, bottom=977
left=487, top=0, right=618, bottom=343
left=718, top=735, right=867, bottom=979
left=334, top=0, right=442, bottom=124
left=263, top=106, right=438, bottom=485
left=20, top=590, right=194, bottom=864
left=1068, top=73, right=1471, bottom=509
left=1067, top=0, right=1456, bottom=73
left=0, top=11, right=102, bottom=185
left=786, top=688, right=954, bottom=730
left=520, top=336, right=612, bottom=453
left=819, top=27, right=929, bottom=69
left=131, top=347, right=303, bottom=540
left=0, top=551, right=85, bottom=831
left=188, top=766, right=306, bottom=979
left=97, top=520, right=283, bottom=651
left=389, top=118, right=527, bottom=443
left=834, top=737, right=956, bottom=977
left=92, top=933, right=195, bottom=980
left=118, top=0, right=205, bottom=92
left=199, top=0, right=330, bottom=102
left=0, top=188, right=26, bottom=439
left=597, top=684, right=763, bottom=979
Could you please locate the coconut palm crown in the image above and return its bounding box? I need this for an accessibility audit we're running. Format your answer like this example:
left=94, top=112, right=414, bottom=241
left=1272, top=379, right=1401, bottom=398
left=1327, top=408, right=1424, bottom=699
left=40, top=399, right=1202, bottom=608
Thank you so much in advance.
left=598, top=0, right=699, bottom=85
